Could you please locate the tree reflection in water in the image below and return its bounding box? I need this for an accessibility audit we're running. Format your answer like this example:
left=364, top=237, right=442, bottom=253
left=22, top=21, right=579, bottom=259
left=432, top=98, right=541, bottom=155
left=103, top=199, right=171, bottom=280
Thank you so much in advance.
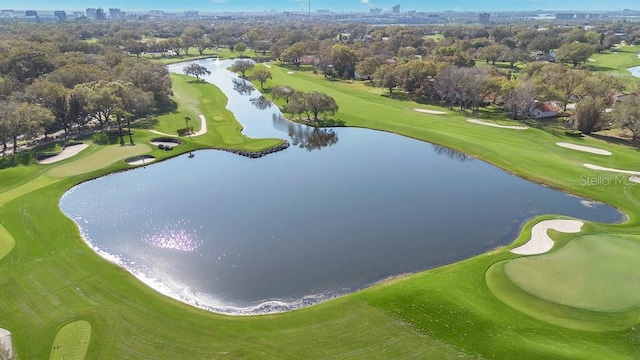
left=432, top=144, right=474, bottom=162
left=232, top=78, right=254, bottom=96
left=272, top=114, right=338, bottom=151
left=249, top=95, right=273, bottom=110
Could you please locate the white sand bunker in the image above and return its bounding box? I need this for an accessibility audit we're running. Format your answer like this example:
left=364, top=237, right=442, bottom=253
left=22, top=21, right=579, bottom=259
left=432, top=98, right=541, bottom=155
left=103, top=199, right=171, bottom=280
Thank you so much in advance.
left=630, top=176, right=640, bottom=184
left=36, top=143, right=88, bottom=164
left=287, top=71, right=294, bottom=74
left=125, top=155, right=156, bottom=166
left=511, top=219, right=584, bottom=255
left=584, top=164, right=640, bottom=176
left=0, top=328, right=12, bottom=360
left=414, top=108, right=447, bottom=115
left=556, top=142, right=611, bottom=156
left=466, top=119, right=528, bottom=130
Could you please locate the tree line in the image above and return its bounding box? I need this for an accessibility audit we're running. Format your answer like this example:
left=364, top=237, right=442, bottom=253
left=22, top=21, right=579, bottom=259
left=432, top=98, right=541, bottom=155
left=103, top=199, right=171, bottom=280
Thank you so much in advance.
left=0, top=27, right=172, bottom=154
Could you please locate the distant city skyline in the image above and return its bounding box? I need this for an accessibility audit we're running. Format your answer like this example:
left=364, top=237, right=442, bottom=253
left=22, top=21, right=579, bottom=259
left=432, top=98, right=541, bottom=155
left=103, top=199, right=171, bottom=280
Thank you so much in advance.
left=7, top=0, right=639, bottom=13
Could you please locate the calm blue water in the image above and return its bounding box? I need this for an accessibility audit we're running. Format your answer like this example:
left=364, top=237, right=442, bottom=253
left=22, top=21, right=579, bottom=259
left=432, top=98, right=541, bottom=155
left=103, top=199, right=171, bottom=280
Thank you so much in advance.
left=59, top=59, right=623, bottom=314
left=628, top=65, right=640, bottom=78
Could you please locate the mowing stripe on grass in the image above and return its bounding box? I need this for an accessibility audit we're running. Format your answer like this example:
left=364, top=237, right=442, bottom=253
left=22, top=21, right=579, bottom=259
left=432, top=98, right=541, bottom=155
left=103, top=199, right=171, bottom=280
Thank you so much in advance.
left=47, top=144, right=151, bottom=178
left=49, top=320, right=91, bottom=360
left=0, top=224, right=15, bottom=261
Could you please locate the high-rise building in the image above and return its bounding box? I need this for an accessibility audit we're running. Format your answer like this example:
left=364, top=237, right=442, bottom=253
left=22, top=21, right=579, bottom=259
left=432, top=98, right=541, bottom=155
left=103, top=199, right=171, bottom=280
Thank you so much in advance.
left=370, top=8, right=382, bottom=15
left=392, top=5, right=400, bottom=14
left=95, top=8, right=106, bottom=20
left=109, top=8, right=123, bottom=20
left=54, top=10, right=66, bottom=21
left=86, top=8, right=96, bottom=19
left=479, top=12, right=490, bottom=23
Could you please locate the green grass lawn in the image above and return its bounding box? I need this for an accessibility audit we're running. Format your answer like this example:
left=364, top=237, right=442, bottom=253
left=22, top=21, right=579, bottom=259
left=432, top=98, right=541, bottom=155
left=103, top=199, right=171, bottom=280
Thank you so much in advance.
left=49, top=320, right=91, bottom=360
left=588, top=45, right=640, bottom=89
left=1, top=61, right=640, bottom=359
left=504, top=235, right=640, bottom=312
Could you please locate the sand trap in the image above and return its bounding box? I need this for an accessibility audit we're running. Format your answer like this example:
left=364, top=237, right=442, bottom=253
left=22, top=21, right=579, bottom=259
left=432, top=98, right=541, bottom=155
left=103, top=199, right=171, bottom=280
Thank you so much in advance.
left=556, top=142, right=611, bottom=155
left=287, top=71, right=294, bottom=74
left=125, top=155, right=156, bottom=166
left=467, top=119, right=528, bottom=130
left=511, top=219, right=584, bottom=255
left=36, top=143, right=88, bottom=164
left=0, top=328, right=12, bottom=359
left=150, top=139, right=181, bottom=149
left=584, top=164, right=640, bottom=176
left=414, top=108, right=447, bottom=115
left=263, top=63, right=272, bottom=68
left=630, top=176, right=640, bottom=183
left=193, top=115, right=207, bottom=136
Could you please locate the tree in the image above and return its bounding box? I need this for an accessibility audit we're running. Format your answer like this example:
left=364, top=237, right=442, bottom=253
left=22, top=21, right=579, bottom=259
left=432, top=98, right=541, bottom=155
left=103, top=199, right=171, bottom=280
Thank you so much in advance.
left=285, top=92, right=308, bottom=120
left=0, top=101, right=54, bottom=151
left=304, top=92, right=338, bottom=121
left=355, top=57, right=382, bottom=81
left=234, top=42, right=248, bottom=56
left=573, top=97, right=602, bottom=134
left=477, top=44, right=507, bottom=65
left=183, top=63, right=211, bottom=82
left=535, top=64, right=585, bottom=111
left=231, top=59, right=254, bottom=78
left=556, top=42, right=595, bottom=67
left=435, top=65, right=463, bottom=109
left=330, top=44, right=358, bottom=78
left=271, top=85, right=296, bottom=104
left=194, top=37, right=212, bottom=56
left=611, top=95, right=640, bottom=141
left=26, top=80, right=70, bottom=135
left=395, top=60, right=437, bottom=94
left=502, top=80, right=536, bottom=120
left=251, top=68, right=272, bottom=89
left=165, top=37, right=183, bottom=56
left=373, top=64, right=400, bottom=93
left=280, top=42, right=307, bottom=65
left=123, top=40, right=146, bottom=58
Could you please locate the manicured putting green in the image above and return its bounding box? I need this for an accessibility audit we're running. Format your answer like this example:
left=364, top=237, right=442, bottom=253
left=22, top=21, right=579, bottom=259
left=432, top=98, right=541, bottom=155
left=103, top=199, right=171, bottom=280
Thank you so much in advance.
left=505, top=235, right=640, bottom=311
left=0, top=224, right=15, bottom=260
left=49, top=320, right=91, bottom=360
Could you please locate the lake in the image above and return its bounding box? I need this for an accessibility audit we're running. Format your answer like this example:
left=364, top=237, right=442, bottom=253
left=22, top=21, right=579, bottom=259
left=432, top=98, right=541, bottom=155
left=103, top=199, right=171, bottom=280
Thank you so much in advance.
left=59, top=59, right=623, bottom=314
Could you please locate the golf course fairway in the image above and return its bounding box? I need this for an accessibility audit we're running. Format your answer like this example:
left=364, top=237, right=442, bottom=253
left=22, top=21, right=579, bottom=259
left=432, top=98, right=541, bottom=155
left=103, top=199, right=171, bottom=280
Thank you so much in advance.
left=0, top=66, right=639, bottom=359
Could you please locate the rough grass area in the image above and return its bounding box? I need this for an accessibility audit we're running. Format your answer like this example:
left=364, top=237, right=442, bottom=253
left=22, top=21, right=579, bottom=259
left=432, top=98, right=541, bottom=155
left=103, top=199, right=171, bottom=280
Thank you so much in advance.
left=49, top=320, right=91, bottom=360
left=505, top=235, right=640, bottom=311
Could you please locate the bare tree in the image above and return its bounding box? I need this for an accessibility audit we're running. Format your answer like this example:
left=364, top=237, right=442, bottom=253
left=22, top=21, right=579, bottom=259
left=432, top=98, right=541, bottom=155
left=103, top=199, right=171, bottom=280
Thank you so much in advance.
left=502, top=80, right=536, bottom=120
left=231, top=59, right=254, bottom=78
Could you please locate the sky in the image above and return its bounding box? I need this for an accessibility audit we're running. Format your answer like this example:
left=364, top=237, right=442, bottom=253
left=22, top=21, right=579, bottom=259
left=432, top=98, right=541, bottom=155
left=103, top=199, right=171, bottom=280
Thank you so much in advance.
left=7, top=0, right=639, bottom=13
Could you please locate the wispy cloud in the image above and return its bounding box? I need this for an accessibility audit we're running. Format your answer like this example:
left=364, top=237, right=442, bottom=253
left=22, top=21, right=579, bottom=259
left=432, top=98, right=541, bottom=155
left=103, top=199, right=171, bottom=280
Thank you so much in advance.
left=361, top=0, right=370, bottom=4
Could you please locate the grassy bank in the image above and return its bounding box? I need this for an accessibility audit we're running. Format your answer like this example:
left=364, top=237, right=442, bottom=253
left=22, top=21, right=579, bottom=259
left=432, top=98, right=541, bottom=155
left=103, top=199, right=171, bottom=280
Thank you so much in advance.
left=0, top=62, right=639, bottom=359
